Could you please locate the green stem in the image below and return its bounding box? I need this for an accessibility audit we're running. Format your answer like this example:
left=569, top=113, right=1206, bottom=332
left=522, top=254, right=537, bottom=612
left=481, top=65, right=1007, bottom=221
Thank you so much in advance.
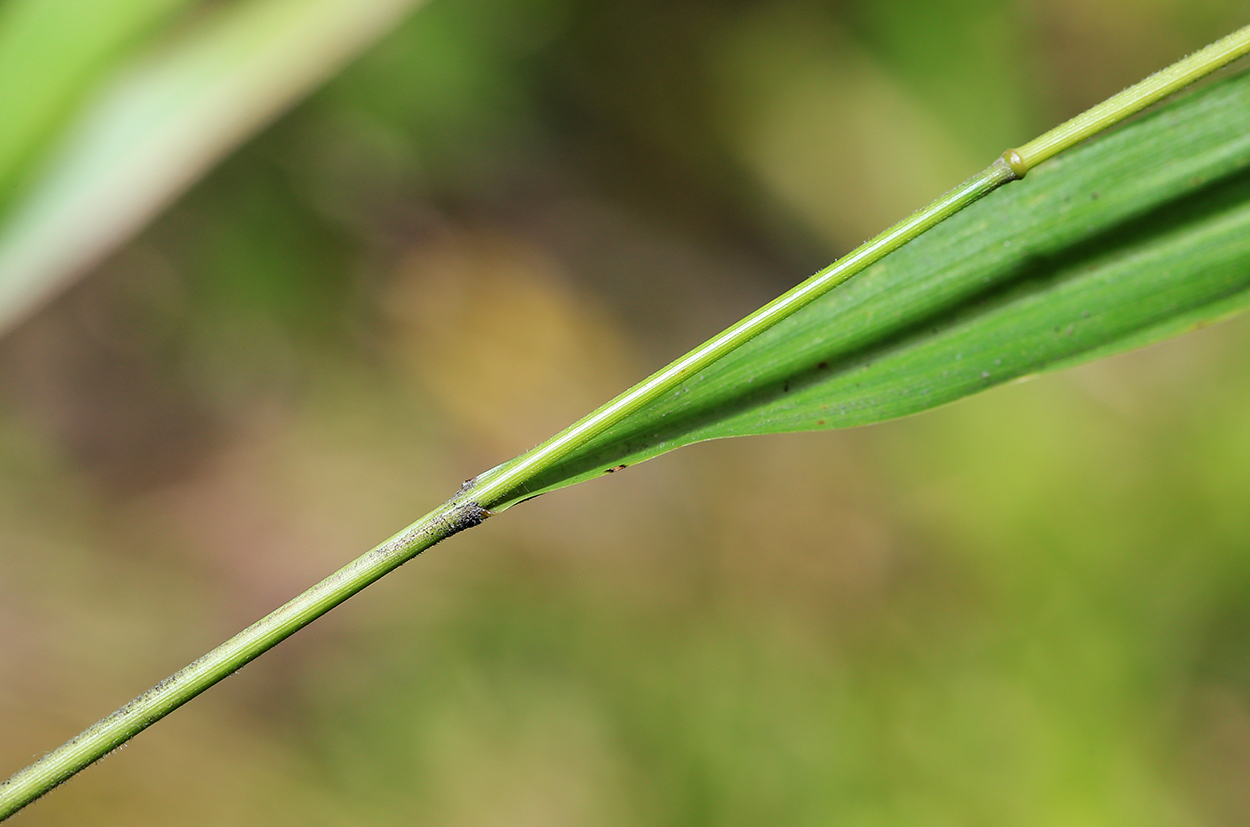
left=468, top=27, right=1250, bottom=513
left=3, top=23, right=1248, bottom=823
left=467, top=158, right=1018, bottom=510
left=1004, top=23, right=1250, bottom=175
left=0, top=499, right=486, bottom=821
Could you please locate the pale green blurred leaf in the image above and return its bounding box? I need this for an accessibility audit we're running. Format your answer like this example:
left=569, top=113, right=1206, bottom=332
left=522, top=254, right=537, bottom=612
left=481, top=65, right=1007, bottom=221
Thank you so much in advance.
left=0, top=0, right=425, bottom=335
left=0, top=0, right=192, bottom=208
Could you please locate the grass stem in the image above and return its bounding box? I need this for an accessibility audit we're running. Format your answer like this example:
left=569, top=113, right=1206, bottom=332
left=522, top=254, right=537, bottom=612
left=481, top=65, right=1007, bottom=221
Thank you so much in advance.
left=3, top=22, right=1248, bottom=822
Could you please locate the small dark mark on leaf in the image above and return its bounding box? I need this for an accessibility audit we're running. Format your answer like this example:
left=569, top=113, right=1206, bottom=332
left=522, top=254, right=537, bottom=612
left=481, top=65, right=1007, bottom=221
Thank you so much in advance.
left=817, top=361, right=829, bottom=370
left=605, top=465, right=627, bottom=473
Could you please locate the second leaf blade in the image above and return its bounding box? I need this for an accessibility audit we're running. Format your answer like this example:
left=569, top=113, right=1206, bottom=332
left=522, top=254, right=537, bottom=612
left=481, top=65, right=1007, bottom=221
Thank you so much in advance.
left=489, top=67, right=1250, bottom=509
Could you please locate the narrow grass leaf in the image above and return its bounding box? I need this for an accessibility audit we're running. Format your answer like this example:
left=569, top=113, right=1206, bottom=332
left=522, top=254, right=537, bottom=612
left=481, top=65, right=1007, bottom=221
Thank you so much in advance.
left=494, top=68, right=1250, bottom=507
left=0, top=0, right=192, bottom=210
left=0, top=0, right=424, bottom=335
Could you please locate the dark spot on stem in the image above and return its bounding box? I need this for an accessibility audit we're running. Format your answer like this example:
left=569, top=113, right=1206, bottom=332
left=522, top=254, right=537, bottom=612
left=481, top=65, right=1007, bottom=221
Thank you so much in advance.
left=443, top=501, right=488, bottom=535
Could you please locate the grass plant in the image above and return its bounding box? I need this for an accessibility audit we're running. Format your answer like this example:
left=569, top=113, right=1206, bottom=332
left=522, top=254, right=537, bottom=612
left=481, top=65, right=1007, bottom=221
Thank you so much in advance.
left=2, top=14, right=1250, bottom=822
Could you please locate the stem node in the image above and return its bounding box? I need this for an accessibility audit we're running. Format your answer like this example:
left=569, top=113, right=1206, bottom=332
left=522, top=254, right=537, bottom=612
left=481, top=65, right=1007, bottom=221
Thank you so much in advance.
left=1002, top=149, right=1029, bottom=178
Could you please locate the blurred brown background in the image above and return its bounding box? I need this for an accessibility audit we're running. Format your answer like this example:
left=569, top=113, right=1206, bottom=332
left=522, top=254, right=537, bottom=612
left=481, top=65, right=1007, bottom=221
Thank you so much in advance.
left=3, top=0, right=1250, bottom=823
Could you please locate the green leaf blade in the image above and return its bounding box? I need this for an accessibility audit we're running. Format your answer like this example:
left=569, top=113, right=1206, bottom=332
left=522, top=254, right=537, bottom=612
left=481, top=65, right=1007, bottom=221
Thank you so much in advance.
left=495, top=67, right=1250, bottom=508
left=0, top=0, right=425, bottom=336
left=0, top=0, right=193, bottom=208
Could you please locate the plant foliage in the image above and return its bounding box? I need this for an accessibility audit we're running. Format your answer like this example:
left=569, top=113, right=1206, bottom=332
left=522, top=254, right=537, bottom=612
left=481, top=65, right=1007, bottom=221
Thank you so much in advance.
left=488, top=67, right=1250, bottom=508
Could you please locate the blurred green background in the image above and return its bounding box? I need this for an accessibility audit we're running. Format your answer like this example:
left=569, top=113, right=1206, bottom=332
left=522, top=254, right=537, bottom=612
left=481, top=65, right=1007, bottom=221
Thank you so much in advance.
left=2, top=0, right=1250, bottom=824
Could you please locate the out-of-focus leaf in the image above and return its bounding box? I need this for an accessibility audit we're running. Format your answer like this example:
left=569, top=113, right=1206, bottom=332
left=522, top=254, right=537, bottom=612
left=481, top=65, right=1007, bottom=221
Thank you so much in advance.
left=493, top=68, right=1250, bottom=508
left=0, top=0, right=425, bottom=335
left=0, top=0, right=192, bottom=209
